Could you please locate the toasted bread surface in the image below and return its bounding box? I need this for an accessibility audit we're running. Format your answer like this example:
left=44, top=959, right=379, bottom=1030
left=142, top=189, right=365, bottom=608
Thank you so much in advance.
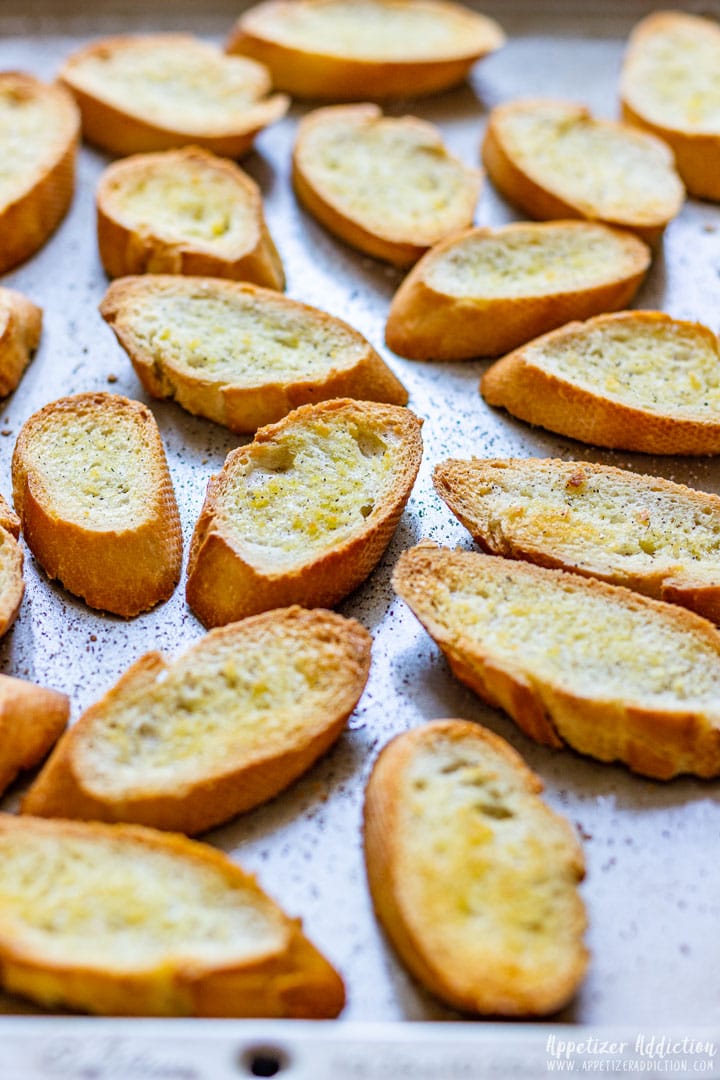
left=100, top=275, right=407, bottom=432
left=386, top=221, right=651, bottom=360
left=364, top=720, right=587, bottom=1015
left=12, top=392, right=182, bottom=617
left=96, top=147, right=284, bottom=288
left=0, top=491, right=24, bottom=639
left=481, top=311, right=720, bottom=455
left=482, top=98, right=684, bottom=243
left=0, top=73, right=80, bottom=274
left=60, top=34, right=289, bottom=158
left=435, top=457, right=720, bottom=622
left=293, top=104, right=481, bottom=266
left=393, top=543, right=720, bottom=779
left=187, top=398, right=422, bottom=627
left=621, top=11, right=720, bottom=201
left=0, top=287, right=42, bottom=397
left=0, top=814, right=344, bottom=1017
left=227, top=0, right=504, bottom=99
left=0, top=675, right=69, bottom=795
left=23, top=606, right=371, bottom=835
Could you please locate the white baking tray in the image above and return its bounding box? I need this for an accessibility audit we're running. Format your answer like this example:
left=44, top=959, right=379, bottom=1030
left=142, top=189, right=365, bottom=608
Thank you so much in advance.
left=2, top=2, right=720, bottom=1077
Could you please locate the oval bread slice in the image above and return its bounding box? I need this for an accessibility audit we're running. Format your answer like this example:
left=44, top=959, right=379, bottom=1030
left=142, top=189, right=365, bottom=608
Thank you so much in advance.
left=22, top=607, right=371, bottom=835
left=12, top=392, right=182, bottom=617
left=187, top=398, right=423, bottom=627
left=482, top=98, right=684, bottom=243
left=227, top=0, right=505, bottom=100
left=481, top=311, right=720, bottom=455
left=0, top=675, right=69, bottom=796
left=435, top=457, right=720, bottom=623
left=0, top=72, right=80, bottom=274
left=364, top=720, right=587, bottom=1015
left=620, top=11, right=720, bottom=202
left=293, top=104, right=481, bottom=266
left=386, top=221, right=651, bottom=360
left=0, top=814, right=345, bottom=1017
left=59, top=34, right=289, bottom=158
left=0, top=286, right=42, bottom=397
left=393, top=543, right=720, bottom=779
left=96, top=146, right=284, bottom=288
left=100, top=275, right=408, bottom=432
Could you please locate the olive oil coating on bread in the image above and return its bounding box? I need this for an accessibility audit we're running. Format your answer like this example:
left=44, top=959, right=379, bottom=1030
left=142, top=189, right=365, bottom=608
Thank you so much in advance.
left=364, top=720, right=588, bottom=1015
left=12, top=392, right=182, bottom=616
left=393, top=543, right=720, bottom=779
left=0, top=814, right=345, bottom=1017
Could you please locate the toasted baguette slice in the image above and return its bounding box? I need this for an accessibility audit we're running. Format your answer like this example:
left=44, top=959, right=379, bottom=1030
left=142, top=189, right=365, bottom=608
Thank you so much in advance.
left=0, top=73, right=80, bottom=275
left=227, top=0, right=504, bottom=100
left=96, top=147, right=284, bottom=288
left=23, top=607, right=371, bottom=835
left=0, top=492, right=24, bottom=639
left=393, top=543, right=720, bottom=780
left=187, top=398, right=422, bottom=627
left=482, top=98, right=684, bottom=243
left=12, top=392, right=182, bottom=617
left=386, top=222, right=651, bottom=360
left=481, top=311, right=720, bottom=455
left=435, top=458, right=720, bottom=623
left=0, top=287, right=42, bottom=397
left=364, top=720, right=587, bottom=1015
left=0, top=814, right=344, bottom=1017
left=59, top=34, right=288, bottom=159
left=0, top=675, right=69, bottom=795
left=293, top=104, right=481, bottom=267
left=621, top=12, right=720, bottom=202
left=100, top=276, right=408, bottom=433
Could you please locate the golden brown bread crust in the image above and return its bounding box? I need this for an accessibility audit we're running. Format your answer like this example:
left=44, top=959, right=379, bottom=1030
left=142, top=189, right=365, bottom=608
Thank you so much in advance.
left=99, top=275, right=408, bottom=432
left=363, top=720, right=587, bottom=1015
left=481, top=99, right=684, bottom=244
left=0, top=814, right=345, bottom=1018
left=96, top=147, right=285, bottom=288
left=186, top=398, right=423, bottom=628
left=226, top=0, right=505, bottom=100
left=59, top=34, right=289, bottom=158
left=22, top=607, right=371, bottom=835
left=393, top=543, right=720, bottom=780
left=12, top=392, right=182, bottom=617
left=0, top=675, right=69, bottom=795
left=481, top=311, right=720, bottom=455
left=385, top=222, right=651, bottom=360
left=0, top=73, right=80, bottom=275
left=292, top=104, right=481, bottom=267
left=434, top=457, right=720, bottom=623
left=620, top=12, right=720, bottom=202
left=0, top=287, right=42, bottom=397
left=0, top=492, right=24, bottom=641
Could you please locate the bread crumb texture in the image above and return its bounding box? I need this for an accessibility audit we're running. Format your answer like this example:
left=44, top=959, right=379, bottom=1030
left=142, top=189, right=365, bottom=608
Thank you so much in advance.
left=19, top=402, right=156, bottom=531
left=241, top=0, right=501, bottom=61
left=125, top=284, right=367, bottom=386
left=397, top=549, right=720, bottom=709
left=219, top=409, right=402, bottom=567
left=497, top=100, right=682, bottom=222
left=0, top=76, right=70, bottom=205
left=426, top=222, right=646, bottom=299
left=525, top=314, right=720, bottom=416
left=0, top=821, right=285, bottom=969
left=102, top=154, right=255, bottom=252
left=393, top=726, right=585, bottom=1009
left=64, top=36, right=277, bottom=133
left=436, top=459, right=720, bottom=581
left=623, top=13, right=720, bottom=132
left=296, top=107, right=478, bottom=239
left=76, top=610, right=368, bottom=796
